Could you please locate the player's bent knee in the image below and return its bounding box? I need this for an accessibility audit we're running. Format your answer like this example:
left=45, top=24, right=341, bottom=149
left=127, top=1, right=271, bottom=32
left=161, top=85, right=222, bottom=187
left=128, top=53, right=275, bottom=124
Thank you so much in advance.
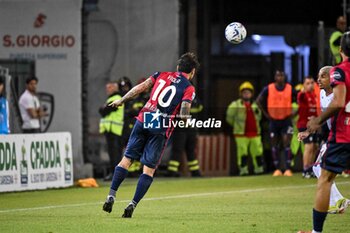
left=318, top=169, right=337, bottom=185
left=118, top=156, right=133, bottom=169
left=143, top=165, right=156, bottom=177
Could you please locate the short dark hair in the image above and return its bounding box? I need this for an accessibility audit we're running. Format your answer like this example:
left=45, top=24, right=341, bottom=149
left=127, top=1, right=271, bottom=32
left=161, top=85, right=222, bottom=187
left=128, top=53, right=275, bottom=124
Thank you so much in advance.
left=341, top=31, right=350, bottom=57
left=303, top=75, right=314, bottom=83
left=26, top=76, right=38, bottom=84
left=177, top=52, right=200, bottom=73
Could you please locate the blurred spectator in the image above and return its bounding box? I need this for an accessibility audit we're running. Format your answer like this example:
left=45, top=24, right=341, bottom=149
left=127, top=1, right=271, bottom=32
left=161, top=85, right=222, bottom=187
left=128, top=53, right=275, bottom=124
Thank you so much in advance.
left=297, top=76, right=319, bottom=178
left=19, top=76, right=46, bottom=133
left=0, top=75, right=9, bottom=134
left=290, top=84, right=304, bottom=163
left=257, top=70, right=294, bottom=176
left=99, top=80, right=124, bottom=181
left=329, top=16, right=347, bottom=65
left=226, top=82, right=263, bottom=175
left=166, top=96, right=203, bottom=177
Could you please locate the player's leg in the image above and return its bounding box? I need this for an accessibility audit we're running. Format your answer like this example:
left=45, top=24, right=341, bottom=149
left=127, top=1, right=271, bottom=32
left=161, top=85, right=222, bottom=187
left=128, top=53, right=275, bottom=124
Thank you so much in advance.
left=103, top=121, right=146, bottom=213
left=235, top=137, right=249, bottom=175
left=301, top=143, right=350, bottom=232
left=300, top=130, right=317, bottom=178
left=281, top=121, right=294, bottom=176
left=328, top=183, right=347, bottom=213
left=249, top=136, right=264, bottom=174
left=122, top=132, right=167, bottom=218
left=185, top=129, right=201, bottom=177
left=269, top=120, right=282, bottom=176
left=303, top=144, right=316, bottom=178
left=298, top=168, right=336, bottom=233
left=122, top=165, right=155, bottom=218
left=312, top=143, right=326, bottom=179
left=311, top=168, right=337, bottom=232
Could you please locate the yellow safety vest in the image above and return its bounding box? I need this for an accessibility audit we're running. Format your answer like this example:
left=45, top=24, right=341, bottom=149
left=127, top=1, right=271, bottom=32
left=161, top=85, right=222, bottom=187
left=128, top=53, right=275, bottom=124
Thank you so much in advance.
left=99, top=94, right=124, bottom=136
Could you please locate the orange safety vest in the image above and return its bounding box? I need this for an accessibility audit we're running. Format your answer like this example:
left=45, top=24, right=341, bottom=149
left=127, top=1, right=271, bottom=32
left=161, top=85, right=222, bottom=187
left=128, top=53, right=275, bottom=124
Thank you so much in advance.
left=267, top=83, right=292, bottom=120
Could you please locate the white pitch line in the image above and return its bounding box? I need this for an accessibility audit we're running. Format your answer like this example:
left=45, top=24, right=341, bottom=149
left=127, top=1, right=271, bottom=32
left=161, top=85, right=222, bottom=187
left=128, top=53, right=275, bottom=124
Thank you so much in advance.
left=0, top=181, right=349, bottom=214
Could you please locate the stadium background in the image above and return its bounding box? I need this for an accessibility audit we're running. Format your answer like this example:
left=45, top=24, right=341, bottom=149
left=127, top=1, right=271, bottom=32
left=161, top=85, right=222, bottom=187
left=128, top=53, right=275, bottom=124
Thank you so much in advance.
left=0, top=0, right=346, bottom=179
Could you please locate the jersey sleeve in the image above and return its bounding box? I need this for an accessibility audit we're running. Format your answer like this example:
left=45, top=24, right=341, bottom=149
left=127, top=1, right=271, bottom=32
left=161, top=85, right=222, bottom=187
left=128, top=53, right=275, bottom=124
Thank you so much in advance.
left=297, top=91, right=305, bottom=104
left=20, top=95, right=34, bottom=109
left=182, top=85, right=195, bottom=103
left=150, top=72, right=161, bottom=83
left=330, top=67, right=346, bottom=87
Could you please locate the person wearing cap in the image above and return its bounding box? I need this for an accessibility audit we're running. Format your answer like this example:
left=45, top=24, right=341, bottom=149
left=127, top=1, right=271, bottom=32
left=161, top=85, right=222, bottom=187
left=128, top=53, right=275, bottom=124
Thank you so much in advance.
left=257, top=70, right=294, bottom=177
left=0, top=75, right=9, bottom=134
left=226, top=81, right=263, bottom=175
left=329, top=16, right=347, bottom=65
left=19, top=76, right=46, bottom=133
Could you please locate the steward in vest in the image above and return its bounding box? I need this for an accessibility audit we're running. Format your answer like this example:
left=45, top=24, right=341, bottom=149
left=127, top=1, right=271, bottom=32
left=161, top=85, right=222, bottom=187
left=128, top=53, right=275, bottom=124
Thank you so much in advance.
left=329, top=16, right=347, bottom=65
left=99, top=80, right=124, bottom=181
left=257, top=70, right=295, bottom=177
left=226, top=81, right=264, bottom=175
left=166, top=96, right=203, bottom=177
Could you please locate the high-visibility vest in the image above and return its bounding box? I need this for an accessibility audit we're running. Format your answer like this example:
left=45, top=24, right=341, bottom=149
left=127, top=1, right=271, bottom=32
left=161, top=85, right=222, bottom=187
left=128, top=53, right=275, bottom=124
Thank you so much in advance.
left=99, top=94, right=124, bottom=136
left=226, top=99, right=262, bottom=135
left=329, top=30, right=343, bottom=65
left=267, top=83, right=292, bottom=120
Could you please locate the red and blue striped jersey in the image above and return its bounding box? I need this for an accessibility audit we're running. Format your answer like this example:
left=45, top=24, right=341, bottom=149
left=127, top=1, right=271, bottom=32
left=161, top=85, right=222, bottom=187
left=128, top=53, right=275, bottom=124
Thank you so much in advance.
left=136, top=71, right=195, bottom=137
left=329, top=59, right=350, bottom=143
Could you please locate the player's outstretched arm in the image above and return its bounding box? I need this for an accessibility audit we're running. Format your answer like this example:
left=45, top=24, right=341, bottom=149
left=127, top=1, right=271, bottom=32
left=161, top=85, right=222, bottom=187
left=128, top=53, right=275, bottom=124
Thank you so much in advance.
left=179, top=101, right=192, bottom=120
left=109, top=78, right=154, bottom=108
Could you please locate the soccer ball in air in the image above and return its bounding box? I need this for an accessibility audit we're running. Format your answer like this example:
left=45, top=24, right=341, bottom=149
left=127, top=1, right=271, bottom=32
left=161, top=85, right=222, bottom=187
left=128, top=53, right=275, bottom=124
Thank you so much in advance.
left=225, top=22, right=247, bottom=44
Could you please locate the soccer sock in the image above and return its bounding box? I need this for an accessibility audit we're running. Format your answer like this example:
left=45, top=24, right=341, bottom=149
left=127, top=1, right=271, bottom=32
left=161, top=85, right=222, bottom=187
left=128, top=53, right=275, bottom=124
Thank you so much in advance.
left=132, top=173, right=153, bottom=205
left=313, top=208, right=327, bottom=233
left=271, top=146, right=279, bottom=169
left=284, top=147, right=292, bottom=170
left=330, top=183, right=344, bottom=207
left=109, top=166, right=128, bottom=197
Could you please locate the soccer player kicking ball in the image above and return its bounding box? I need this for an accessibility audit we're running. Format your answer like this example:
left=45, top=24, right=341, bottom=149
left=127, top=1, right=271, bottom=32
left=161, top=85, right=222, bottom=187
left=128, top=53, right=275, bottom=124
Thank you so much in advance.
left=298, top=66, right=350, bottom=216
left=102, top=53, right=199, bottom=218
left=298, top=32, right=350, bottom=233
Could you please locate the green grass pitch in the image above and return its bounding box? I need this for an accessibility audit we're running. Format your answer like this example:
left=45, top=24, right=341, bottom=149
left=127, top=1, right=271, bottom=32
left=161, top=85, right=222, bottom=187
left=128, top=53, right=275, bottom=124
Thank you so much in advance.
left=0, top=175, right=349, bottom=233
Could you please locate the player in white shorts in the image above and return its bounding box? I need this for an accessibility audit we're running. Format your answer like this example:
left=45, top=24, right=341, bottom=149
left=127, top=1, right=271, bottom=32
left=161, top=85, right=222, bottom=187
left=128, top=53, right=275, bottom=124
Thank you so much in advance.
left=299, top=66, right=350, bottom=214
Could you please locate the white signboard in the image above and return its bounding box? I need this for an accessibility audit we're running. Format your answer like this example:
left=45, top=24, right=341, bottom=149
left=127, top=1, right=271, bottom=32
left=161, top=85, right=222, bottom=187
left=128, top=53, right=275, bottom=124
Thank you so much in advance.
left=0, top=132, right=73, bottom=192
left=0, top=0, right=83, bottom=171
